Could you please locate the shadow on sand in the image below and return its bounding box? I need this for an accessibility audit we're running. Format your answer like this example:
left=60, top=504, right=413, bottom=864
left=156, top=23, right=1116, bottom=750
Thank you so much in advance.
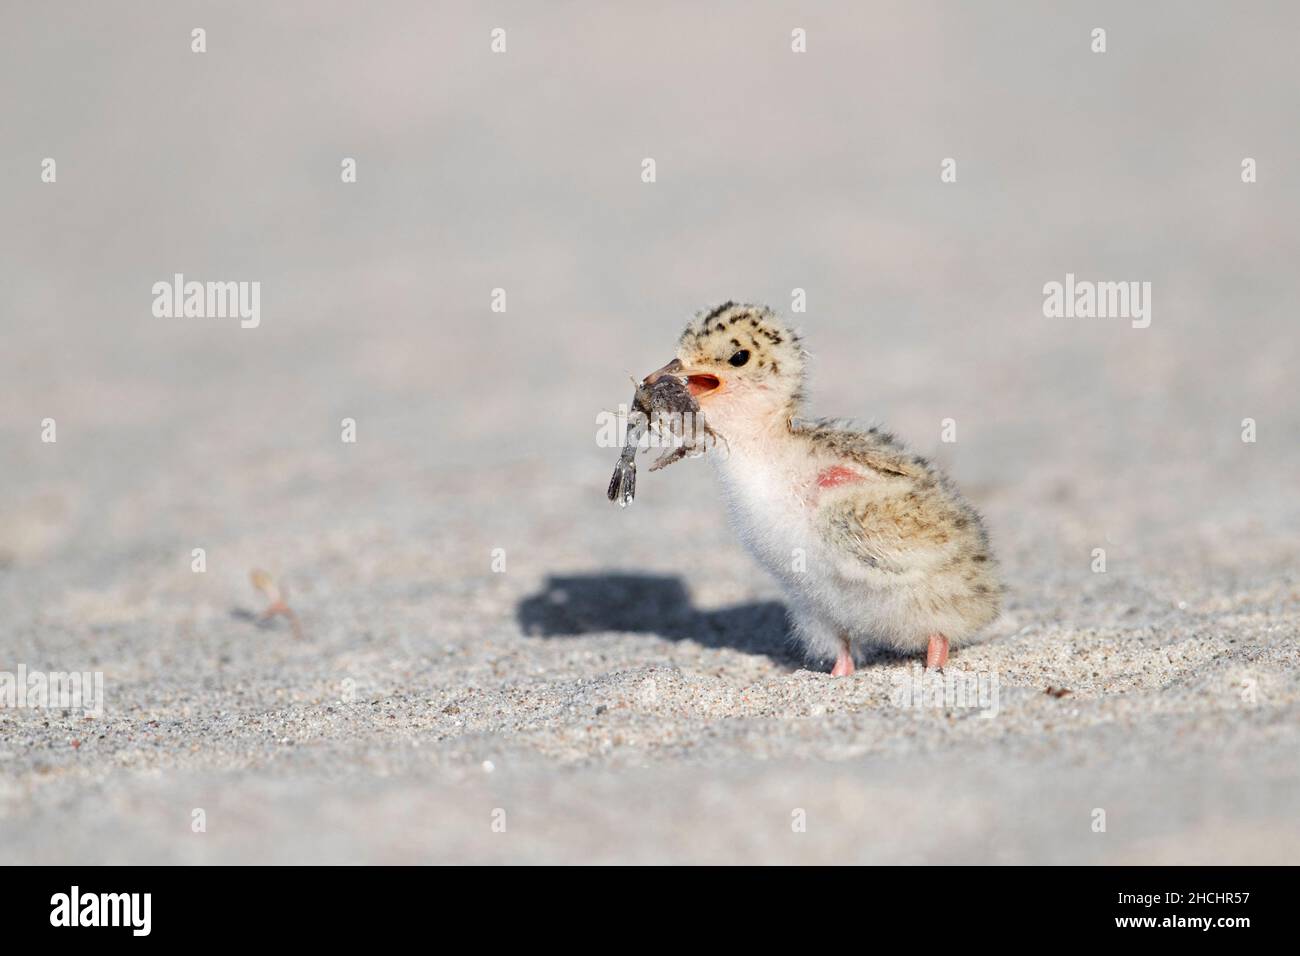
left=516, top=573, right=805, bottom=668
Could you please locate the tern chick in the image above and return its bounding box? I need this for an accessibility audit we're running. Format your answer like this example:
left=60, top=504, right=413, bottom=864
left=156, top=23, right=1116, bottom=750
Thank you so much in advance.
left=641, top=302, right=1002, bottom=675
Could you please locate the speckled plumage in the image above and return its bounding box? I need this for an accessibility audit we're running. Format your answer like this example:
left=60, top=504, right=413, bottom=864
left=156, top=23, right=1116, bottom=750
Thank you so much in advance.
left=664, top=302, right=1003, bottom=670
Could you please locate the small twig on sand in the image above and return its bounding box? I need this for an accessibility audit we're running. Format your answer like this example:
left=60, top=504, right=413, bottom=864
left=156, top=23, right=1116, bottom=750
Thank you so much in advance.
left=250, top=569, right=304, bottom=640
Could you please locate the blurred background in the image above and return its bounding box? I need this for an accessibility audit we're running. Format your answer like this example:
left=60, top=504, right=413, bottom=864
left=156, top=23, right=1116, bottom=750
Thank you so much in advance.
left=1, top=2, right=1297, bottom=863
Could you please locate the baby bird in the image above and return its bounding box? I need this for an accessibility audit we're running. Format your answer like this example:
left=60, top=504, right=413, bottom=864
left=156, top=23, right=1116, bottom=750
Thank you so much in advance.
left=642, top=303, right=1002, bottom=675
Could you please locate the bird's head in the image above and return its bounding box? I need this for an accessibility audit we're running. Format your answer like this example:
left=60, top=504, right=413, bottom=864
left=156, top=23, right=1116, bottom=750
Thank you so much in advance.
left=643, top=302, right=807, bottom=433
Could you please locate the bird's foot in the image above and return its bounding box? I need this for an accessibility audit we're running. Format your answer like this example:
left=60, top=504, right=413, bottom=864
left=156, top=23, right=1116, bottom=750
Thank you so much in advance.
left=925, top=633, right=949, bottom=671
left=830, top=645, right=855, bottom=677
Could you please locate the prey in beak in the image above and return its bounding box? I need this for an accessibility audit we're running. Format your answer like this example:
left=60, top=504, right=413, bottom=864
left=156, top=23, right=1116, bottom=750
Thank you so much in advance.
left=643, top=358, right=722, bottom=398
left=608, top=357, right=723, bottom=506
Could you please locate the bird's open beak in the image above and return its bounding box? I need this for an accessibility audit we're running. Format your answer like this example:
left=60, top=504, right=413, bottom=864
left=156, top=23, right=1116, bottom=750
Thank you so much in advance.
left=643, top=358, right=722, bottom=398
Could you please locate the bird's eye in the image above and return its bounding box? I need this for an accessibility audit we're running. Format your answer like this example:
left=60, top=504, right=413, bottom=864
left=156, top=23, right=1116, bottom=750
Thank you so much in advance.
left=728, top=350, right=750, bottom=367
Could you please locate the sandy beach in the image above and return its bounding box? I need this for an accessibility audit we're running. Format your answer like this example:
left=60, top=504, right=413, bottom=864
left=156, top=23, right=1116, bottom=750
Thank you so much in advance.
left=1, top=2, right=1298, bottom=864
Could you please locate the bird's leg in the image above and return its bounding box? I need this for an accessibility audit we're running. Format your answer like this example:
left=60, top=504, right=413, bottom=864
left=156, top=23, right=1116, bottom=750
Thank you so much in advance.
left=830, top=637, right=855, bottom=677
left=925, top=633, right=949, bottom=671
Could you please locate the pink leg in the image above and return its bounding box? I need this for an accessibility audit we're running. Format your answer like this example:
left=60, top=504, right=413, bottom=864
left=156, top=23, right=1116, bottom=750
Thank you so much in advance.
left=830, top=641, right=855, bottom=677
left=925, top=633, right=949, bottom=670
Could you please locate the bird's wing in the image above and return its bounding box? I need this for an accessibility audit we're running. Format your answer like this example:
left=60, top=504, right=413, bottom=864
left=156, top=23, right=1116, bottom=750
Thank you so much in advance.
left=818, top=479, right=987, bottom=580
left=796, top=419, right=985, bottom=576
left=793, top=417, right=931, bottom=480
